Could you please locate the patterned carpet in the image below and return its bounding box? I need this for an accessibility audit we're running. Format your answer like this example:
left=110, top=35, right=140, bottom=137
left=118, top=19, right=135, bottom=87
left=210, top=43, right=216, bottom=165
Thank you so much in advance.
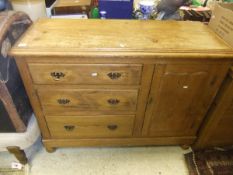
left=185, top=148, right=233, bottom=175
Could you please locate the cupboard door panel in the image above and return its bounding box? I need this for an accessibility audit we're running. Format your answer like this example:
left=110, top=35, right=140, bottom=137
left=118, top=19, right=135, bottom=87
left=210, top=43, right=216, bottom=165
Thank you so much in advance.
left=143, top=64, right=228, bottom=137
left=194, top=68, right=233, bottom=149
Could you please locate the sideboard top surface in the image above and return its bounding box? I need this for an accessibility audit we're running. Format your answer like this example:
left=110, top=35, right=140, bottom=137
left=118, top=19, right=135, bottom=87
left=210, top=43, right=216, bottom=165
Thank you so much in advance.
left=11, top=19, right=233, bottom=57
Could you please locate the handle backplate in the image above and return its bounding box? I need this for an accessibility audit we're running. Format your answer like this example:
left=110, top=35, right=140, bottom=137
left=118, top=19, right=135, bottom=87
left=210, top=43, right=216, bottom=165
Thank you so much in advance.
left=107, top=98, right=120, bottom=105
left=51, top=72, right=65, bottom=81
left=107, top=124, right=118, bottom=130
left=64, top=125, right=75, bottom=131
left=107, top=72, right=122, bottom=80
left=57, top=99, right=70, bottom=105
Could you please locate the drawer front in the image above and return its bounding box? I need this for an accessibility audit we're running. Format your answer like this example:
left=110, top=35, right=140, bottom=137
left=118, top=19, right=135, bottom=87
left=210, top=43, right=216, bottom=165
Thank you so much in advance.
left=46, top=115, right=135, bottom=138
left=28, top=64, right=142, bottom=85
left=37, top=89, right=138, bottom=112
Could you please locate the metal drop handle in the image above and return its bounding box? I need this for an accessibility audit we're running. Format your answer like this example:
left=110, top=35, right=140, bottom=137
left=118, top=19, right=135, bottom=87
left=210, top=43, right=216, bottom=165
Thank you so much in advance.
left=107, top=125, right=118, bottom=130
left=57, top=99, right=70, bottom=105
left=51, top=72, right=65, bottom=81
left=107, top=98, right=120, bottom=105
left=64, top=125, right=75, bottom=131
left=107, top=72, right=122, bottom=80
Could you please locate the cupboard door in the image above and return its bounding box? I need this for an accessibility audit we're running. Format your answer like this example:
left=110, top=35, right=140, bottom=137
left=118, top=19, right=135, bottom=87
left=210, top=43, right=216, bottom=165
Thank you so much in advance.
left=194, top=68, right=233, bottom=149
left=143, top=64, right=228, bottom=137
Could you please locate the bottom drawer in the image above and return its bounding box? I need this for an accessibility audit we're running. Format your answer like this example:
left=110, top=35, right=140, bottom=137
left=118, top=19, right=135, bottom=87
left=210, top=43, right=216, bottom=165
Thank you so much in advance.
left=46, top=115, right=135, bottom=138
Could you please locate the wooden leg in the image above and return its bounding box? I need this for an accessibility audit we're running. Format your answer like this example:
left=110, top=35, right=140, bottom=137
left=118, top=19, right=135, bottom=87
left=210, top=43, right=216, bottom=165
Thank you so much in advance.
left=0, top=82, right=26, bottom=132
left=45, top=146, right=56, bottom=153
left=180, top=145, right=190, bottom=150
left=7, top=146, right=28, bottom=165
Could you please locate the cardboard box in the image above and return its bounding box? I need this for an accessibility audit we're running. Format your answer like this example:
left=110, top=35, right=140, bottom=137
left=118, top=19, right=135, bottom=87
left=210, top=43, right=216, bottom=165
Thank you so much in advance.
left=208, top=3, right=233, bottom=47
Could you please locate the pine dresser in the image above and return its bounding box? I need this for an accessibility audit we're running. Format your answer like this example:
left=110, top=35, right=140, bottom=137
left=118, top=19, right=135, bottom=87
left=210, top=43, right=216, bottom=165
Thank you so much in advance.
left=10, top=19, right=233, bottom=152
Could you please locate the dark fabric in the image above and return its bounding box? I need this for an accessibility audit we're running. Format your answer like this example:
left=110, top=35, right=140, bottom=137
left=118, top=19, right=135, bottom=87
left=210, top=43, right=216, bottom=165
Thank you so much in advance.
left=0, top=99, right=15, bottom=132
left=45, top=0, right=56, bottom=7
left=157, top=0, right=189, bottom=15
left=185, top=149, right=233, bottom=175
left=0, top=11, right=32, bottom=132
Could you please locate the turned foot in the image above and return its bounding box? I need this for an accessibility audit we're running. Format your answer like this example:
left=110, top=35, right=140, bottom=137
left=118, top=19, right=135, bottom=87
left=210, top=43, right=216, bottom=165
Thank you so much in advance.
left=180, top=145, right=190, bottom=150
left=7, top=146, right=28, bottom=165
left=45, top=146, right=56, bottom=153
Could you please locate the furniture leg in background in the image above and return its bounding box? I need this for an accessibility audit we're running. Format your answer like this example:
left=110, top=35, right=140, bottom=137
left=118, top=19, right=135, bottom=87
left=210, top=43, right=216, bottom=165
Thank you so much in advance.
left=7, top=146, right=28, bottom=165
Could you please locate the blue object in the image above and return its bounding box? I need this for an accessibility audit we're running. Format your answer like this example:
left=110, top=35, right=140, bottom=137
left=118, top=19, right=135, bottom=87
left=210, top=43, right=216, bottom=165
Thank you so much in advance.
left=0, top=0, right=6, bottom=10
left=100, top=10, right=107, bottom=19
left=139, top=1, right=155, bottom=19
left=98, top=0, right=134, bottom=19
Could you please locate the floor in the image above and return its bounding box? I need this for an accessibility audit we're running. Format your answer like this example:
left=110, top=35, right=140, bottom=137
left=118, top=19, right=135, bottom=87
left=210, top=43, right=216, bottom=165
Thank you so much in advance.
left=0, top=141, right=191, bottom=175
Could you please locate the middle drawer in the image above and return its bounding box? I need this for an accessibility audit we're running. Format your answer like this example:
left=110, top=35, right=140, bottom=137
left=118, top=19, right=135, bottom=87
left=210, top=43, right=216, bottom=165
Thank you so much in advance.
left=37, top=88, right=139, bottom=115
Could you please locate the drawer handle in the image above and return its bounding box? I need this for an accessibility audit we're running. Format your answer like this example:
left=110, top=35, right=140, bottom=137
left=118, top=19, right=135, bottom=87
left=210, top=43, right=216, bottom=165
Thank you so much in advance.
left=51, top=72, right=65, bottom=81
left=64, top=125, right=75, bottom=131
left=107, top=72, right=122, bottom=80
left=107, top=98, right=120, bottom=105
left=107, top=124, right=118, bottom=131
left=57, top=99, right=70, bottom=105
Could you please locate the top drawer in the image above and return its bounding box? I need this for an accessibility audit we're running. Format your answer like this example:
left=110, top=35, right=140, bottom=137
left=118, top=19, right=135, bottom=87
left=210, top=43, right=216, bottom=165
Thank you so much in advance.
left=28, top=64, right=142, bottom=85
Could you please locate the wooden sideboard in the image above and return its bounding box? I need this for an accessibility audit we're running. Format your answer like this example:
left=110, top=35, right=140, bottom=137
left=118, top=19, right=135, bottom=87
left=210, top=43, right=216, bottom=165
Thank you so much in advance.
left=10, top=19, right=233, bottom=152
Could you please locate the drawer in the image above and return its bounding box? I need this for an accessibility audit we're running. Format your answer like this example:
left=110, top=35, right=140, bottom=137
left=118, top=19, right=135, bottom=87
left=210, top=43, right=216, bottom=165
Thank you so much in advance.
left=28, top=64, right=142, bottom=85
left=37, top=88, right=138, bottom=112
left=46, top=115, right=135, bottom=138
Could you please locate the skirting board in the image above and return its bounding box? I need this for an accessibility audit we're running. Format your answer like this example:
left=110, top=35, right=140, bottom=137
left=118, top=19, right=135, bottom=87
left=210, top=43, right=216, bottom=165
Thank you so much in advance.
left=43, top=136, right=196, bottom=148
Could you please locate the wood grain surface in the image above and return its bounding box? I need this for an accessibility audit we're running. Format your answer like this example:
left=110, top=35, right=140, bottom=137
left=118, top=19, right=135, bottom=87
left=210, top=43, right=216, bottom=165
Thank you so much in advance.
left=46, top=115, right=135, bottom=138
left=10, top=19, right=233, bottom=57
left=143, top=64, right=228, bottom=138
left=194, top=67, right=233, bottom=149
left=28, top=63, right=142, bottom=85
